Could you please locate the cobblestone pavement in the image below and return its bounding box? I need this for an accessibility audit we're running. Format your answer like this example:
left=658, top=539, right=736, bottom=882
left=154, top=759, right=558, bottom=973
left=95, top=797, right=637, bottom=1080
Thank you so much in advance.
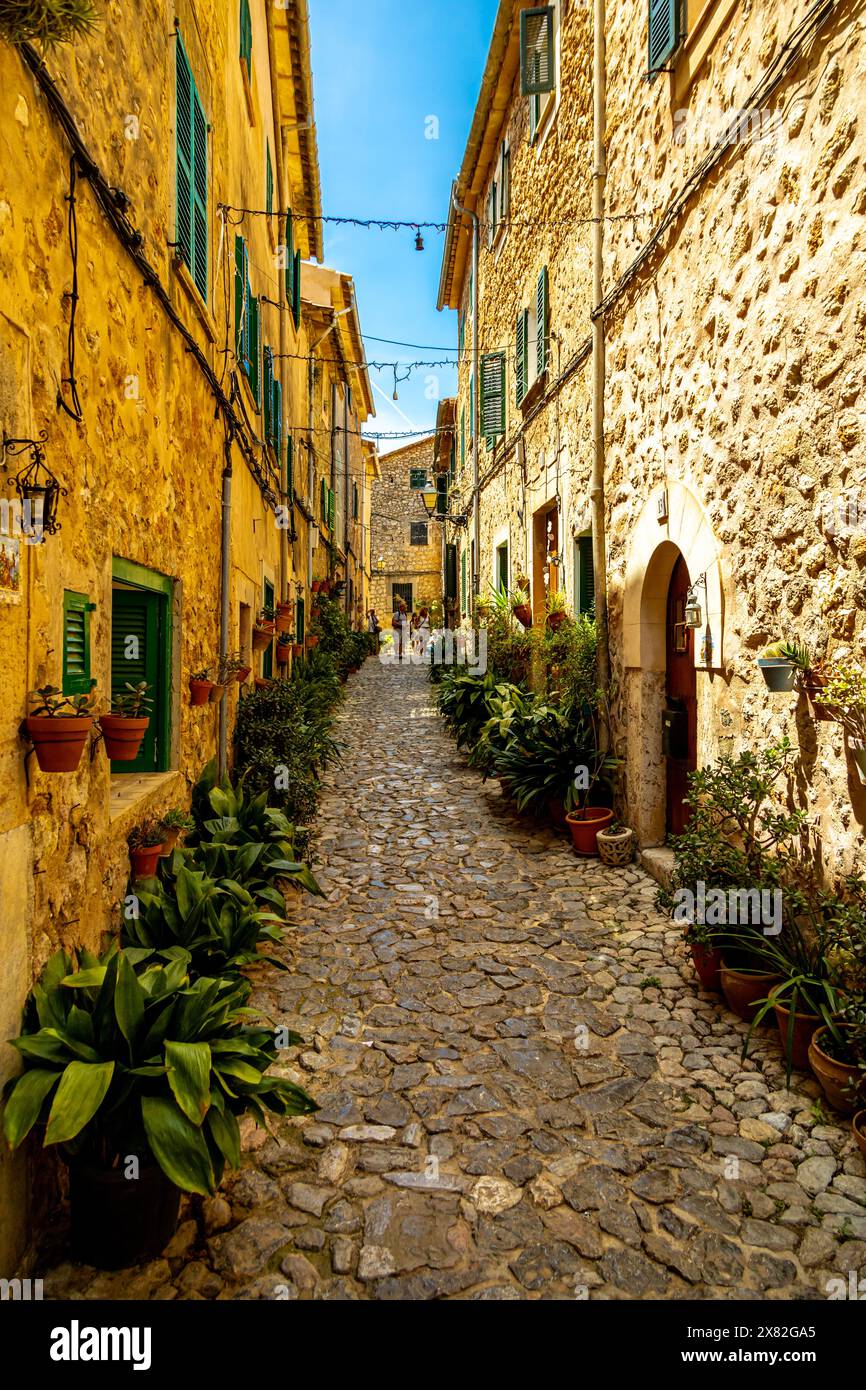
left=48, top=659, right=866, bottom=1300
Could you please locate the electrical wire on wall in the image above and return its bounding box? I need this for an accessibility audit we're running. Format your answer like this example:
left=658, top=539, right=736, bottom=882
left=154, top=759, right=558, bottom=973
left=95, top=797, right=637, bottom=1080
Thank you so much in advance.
left=57, top=156, right=84, bottom=422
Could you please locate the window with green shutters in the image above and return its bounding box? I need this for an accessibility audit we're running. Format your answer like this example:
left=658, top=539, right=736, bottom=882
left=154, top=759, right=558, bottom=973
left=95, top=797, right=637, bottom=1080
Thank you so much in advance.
left=516, top=309, right=528, bottom=404
left=352, top=482, right=359, bottom=520
left=266, top=142, right=273, bottom=217
left=469, top=373, right=475, bottom=442
left=239, top=0, right=252, bottom=71
left=460, top=407, right=465, bottom=470
left=175, top=39, right=209, bottom=303
left=458, top=312, right=465, bottom=354
left=436, top=474, right=448, bottom=516
left=446, top=544, right=458, bottom=602
left=648, top=0, right=684, bottom=80
left=576, top=532, right=596, bottom=615
left=409, top=468, right=428, bottom=490
left=481, top=352, right=506, bottom=442
left=320, top=477, right=327, bottom=521
left=460, top=548, right=467, bottom=616
left=62, top=590, right=92, bottom=696
left=262, top=578, right=274, bottom=679
left=520, top=6, right=555, bottom=96
left=410, top=522, right=428, bottom=547
left=287, top=436, right=294, bottom=501
left=282, top=212, right=302, bottom=329
left=487, top=179, right=498, bottom=249
left=536, top=266, right=549, bottom=377
left=248, top=293, right=260, bottom=404
left=327, top=487, right=335, bottom=533
left=111, top=586, right=164, bottom=773
left=295, top=596, right=305, bottom=643
left=263, top=346, right=274, bottom=442
left=272, top=378, right=282, bottom=462
left=235, top=235, right=253, bottom=378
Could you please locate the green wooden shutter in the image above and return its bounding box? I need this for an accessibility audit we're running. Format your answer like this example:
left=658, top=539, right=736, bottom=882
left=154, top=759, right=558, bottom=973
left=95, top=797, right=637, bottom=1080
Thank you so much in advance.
left=487, top=183, right=496, bottom=249
left=273, top=378, right=283, bottom=461
left=648, top=0, right=683, bottom=78
left=235, top=236, right=250, bottom=370
left=292, top=250, right=302, bottom=330
left=460, top=407, right=465, bottom=469
left=62, top=590, right=92, bottom=696
left=458, top=313, right=465, bottom=354
left=516, top=310, right=527, bottom=404
left=284, top=210, right=294, bottom=300
left=536, top=266, right=549, bottom=377
left=176, top=42, right=194, bottom=279
left=320, top=477, right=327, bottom=520
left=191, top=85, right=208, bottom=301
left=520, top=7, right=555, bottom=96
left=481, top=352, right=506, bottom=440
left=287, top=435, right=294, bottom=501
left=577, top=534, right=596, bottom=615
left=239, top=0, right=252, bottom=69
left=469, top=373, right=475, bottom=441
left=446, top=544, right=458, bottom=601
left=500, top=145, right=511, bottom=223
left=352, top=482, right=359, bottom=520
left=263, top=346, right=274, bottom=442
left=327, top=488, right=335, bottom=532
left=266, top=143, right=273, bottom=217
left=249, top=295, right=260, bottom=404
left=111, top=589, right=160, bottom=773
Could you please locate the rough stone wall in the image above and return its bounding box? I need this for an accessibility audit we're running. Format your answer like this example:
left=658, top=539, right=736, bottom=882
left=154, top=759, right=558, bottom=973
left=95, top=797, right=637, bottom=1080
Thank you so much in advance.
left=0, top=0, right=301, bottom=1273
left=369, top=438, right=443, bottom=619
left=449, top=0, right=595, bottom=618
left=603, top=0, right=866, bottom=875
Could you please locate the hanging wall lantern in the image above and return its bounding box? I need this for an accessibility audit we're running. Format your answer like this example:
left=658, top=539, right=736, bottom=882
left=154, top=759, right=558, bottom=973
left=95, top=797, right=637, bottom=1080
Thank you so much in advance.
left=2, top=433, right=66, bottom=541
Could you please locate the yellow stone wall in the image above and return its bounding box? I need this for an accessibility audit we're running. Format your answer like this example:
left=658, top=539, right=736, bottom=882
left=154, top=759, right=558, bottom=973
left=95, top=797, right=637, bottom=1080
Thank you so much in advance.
left=369, top=438, right=444, bottom=620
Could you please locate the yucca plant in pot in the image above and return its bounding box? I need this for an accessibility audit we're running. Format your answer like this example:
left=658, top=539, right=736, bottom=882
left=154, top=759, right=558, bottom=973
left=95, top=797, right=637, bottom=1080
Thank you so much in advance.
left=158, top=808, right=196, bottom=855
left=25, top=686, right=96, bottom=772
left=509, top=579, right=533, bottom=631
left=1, top=945, right=316, bottom=1268
left=99, top=681, right=152, bottom=761
left=757, top=639, right=808, bottom=693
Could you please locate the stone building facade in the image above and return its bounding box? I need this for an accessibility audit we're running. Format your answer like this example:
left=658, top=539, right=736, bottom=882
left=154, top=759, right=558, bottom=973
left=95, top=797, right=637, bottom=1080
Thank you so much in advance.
left=438, top=0, right=865, bottom=877
left=0, top=0, right=375, bottom=1275
left=369, top=437, right=444, bottom=623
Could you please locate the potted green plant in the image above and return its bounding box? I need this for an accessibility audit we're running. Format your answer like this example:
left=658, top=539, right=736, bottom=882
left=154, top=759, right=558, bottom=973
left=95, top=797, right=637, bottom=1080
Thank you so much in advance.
left=189, top=668, right=214, bottom=706
left=596, top=819, right=635, bottom=867
left=795, top=657, right=836, bottom=722
left=276, top=635, right=292, bottom=666
left=808, top=1010, right=866, bottom=1115
left=822, top=659, right=866, bottom=785
left=235, top=650, right=252, bottom=684
left=853, top=1110, right=866, bottom=1162
left=510, top=576, right=532, bottom=630
left=275, top=601, right=294, bottom=635
left=680, top=918, right=724, bottom=993
left=127, top=818, right=167, bottom=880
left=252, top=607, right=276, bottom=653
left=99, top=681, right=152, bottom=761
left=545, top=589, right=569, bottom=633
left=1, top=946, right=317, bottom=1269
left=757, top=640, right=808, bottom=693
left=25, top=687, right=96, bottom=772
left=158, top=808, right=195, bottom=854
left=565, top=691, right=622, bottom=856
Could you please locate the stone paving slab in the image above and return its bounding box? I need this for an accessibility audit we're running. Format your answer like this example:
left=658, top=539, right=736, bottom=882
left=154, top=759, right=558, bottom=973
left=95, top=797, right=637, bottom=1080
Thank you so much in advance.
left=44, top=660, right=866, bottom=1300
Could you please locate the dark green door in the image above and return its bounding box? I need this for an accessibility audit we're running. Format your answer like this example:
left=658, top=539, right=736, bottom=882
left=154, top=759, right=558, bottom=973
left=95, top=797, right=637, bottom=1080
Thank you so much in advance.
left=262, top=578, right=274, bottom=679
left=111, top=588, right=164, bottom=773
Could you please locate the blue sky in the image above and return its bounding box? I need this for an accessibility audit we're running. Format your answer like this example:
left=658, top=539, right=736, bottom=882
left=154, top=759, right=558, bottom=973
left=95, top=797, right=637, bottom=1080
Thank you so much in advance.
left=308, top=0, right=499, bottom=452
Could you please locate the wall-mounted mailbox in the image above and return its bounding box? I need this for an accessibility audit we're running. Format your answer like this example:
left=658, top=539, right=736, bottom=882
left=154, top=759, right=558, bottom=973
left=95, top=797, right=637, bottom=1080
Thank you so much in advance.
left=662, top=699, right=689, bottom=760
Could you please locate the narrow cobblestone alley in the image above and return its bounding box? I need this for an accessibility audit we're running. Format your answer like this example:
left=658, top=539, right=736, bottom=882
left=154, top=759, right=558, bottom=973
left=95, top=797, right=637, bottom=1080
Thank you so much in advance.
left=47, top=660, right=866, bottom=1301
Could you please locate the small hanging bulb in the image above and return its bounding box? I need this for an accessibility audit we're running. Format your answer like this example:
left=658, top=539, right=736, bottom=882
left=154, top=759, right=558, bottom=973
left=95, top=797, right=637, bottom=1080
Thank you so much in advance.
left=414, top=228, right=424, bottom=252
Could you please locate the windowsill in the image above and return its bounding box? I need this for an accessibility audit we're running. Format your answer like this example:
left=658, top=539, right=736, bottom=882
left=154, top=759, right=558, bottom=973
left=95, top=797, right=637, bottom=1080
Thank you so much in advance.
left=172, top=257, right=217, bottom=344
left=518, top=371, right=548, bottom=414
left=109, top=770, right=184, bottom=825
left=238, top=369, right=260, bottom=419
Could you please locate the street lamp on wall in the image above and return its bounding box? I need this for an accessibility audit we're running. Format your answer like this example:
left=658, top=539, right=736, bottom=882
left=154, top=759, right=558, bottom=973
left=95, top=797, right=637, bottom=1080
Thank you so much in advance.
left=2, top=432, right=66, bottom=540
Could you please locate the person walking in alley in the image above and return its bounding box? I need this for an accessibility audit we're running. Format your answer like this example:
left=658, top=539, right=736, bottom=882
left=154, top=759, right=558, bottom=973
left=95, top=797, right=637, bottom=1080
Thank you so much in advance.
left=391, top=601, right=408, bottom=662
left=413, top=606, right=432, bottom=662
left=367, top=608, right=381, bottom=655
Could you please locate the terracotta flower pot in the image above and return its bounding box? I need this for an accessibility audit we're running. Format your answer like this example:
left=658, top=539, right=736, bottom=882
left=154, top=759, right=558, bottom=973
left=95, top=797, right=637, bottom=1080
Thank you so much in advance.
left=276, top=645, right=291, bottom=666
left=129, top=843, right=166, bottom=879
left=26, top=716, right=93, bottom=773
left=305, top=634, right=320, bottom=649
left=159, top=827, right=182, bottom=855
left=690, top=943, right=724, bottom=993
left=291, top=643, right=303, bottom=658
left=596, top=826, right=635, bottom=867
left=853, top=1111, right=866, bottom=1162
left=208, top=683, right=225, bottom=703
left=720, top=960, right=781, bottom=1024
left=275, top=606, right=293, bottom=635
left=566, top=807, right=614, bottom=856
left=252, top=624, right=274, bottom=653
left=69, top=1161, right=180, bottom=1270
left=547, top=611, right=567, bottom=632
left=311, top=580, right=322, bottom=593
left=808, top=1026, right=863, bottom=1115
left=189, top=679, right=213, bottom=706
left=770, top=986, right=821, bottom=1072
left=254, top=677, right=271, bottom=690
left=799, top=675, right=836, bottom=722
left=99, top=714, right=149, bottom=762
left=235, top=666, right=252, bottom=684
left=512, top=603, right=532, bottom=630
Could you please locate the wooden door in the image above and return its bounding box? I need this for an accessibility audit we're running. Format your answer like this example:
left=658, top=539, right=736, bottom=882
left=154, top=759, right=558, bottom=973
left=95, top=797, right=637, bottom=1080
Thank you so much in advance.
left=111, top=587, right=164, bottom=773
left=665, top=555, right=697, bottom=835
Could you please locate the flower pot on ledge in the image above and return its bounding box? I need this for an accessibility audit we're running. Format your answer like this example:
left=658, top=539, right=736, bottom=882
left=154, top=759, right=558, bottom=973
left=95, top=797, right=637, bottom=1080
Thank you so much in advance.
left=129, top=843, right=166, bottom=880
left=252, top=623, right=275, bottom=653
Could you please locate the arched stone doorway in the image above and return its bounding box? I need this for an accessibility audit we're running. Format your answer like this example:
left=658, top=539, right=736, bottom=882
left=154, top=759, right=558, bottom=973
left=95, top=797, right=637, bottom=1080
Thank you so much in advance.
left=621, top=482, right=725, bottom=847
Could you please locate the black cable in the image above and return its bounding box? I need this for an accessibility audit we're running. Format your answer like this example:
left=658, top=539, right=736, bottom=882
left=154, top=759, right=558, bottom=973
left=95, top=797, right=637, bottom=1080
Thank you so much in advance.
left=57, top=155, right=84, bottom=422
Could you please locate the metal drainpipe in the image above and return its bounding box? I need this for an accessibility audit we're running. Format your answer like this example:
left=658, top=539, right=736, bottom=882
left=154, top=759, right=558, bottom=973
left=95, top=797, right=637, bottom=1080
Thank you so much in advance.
left=343, top=387, right=350, bottom=619
left=452, top=188, right=480, bottom=622
left=218, top=427, right=233, bottom=780
left=591, top=0, right=611, bottom=692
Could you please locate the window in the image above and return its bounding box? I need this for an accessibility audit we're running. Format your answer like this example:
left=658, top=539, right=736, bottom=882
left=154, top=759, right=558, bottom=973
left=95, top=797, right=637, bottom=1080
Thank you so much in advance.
left=263, top=349, right=282, bottom=459
left=446, top=544, right=458, bottom=602
left=266, top=142, right=274, bottom=217
left=320, top=477, right=327, bottom=522
left=460, top=548, right=467, bottom=616
left=327, top=487, right=335, bottom=532
left=481, top=352, right=506, bottom=443
left=436, top=474, right=448, bottom=516
left=458, top=312, right=465, bottom=354
left=520, top=7, right=555, bottom=95
left=460, top=408, right=466, bottom=470
left=175, top=38, right=208, bottom=302
left=516, top=266, right=549, bottom=405
left=239, top=0, right=252, bottom=72
left=235, top=235, right=260, bottom=403
left=262, top=577, right=274, bottom=679
left=487, top=143, right=511, bottom=248
left=352, top=482, right=359, bottom=520
left=410, top=522, right=429, bottom=547
left=62, top=590, right=92, bottom=695
left=496, top=543, right=509, bottom=597
left=575, top=531, right=596, bottom=615
left=287, top=436, right=294, bottom=501
left=111, top=559, right=172, bottom=775
left=409, top=468, right=428, bottom=491
left=469, top=373, right=475, bottom=442
left=648, top=0, right=685, bottom=80
left=392, top=582, right=413, bottom=611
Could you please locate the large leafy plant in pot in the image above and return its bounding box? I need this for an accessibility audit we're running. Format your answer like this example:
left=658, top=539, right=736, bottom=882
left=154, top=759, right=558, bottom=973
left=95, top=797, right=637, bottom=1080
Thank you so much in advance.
left=491, top=698, right=595, bottom=818
left=2, top=946, right=317, bottom=1269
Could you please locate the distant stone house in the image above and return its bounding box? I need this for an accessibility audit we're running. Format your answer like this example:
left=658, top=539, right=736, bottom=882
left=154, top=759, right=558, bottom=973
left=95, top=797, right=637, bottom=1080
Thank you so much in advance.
left=437, top=0, right=865, bottom=876
left=369, top=437, right=444, bottom=623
